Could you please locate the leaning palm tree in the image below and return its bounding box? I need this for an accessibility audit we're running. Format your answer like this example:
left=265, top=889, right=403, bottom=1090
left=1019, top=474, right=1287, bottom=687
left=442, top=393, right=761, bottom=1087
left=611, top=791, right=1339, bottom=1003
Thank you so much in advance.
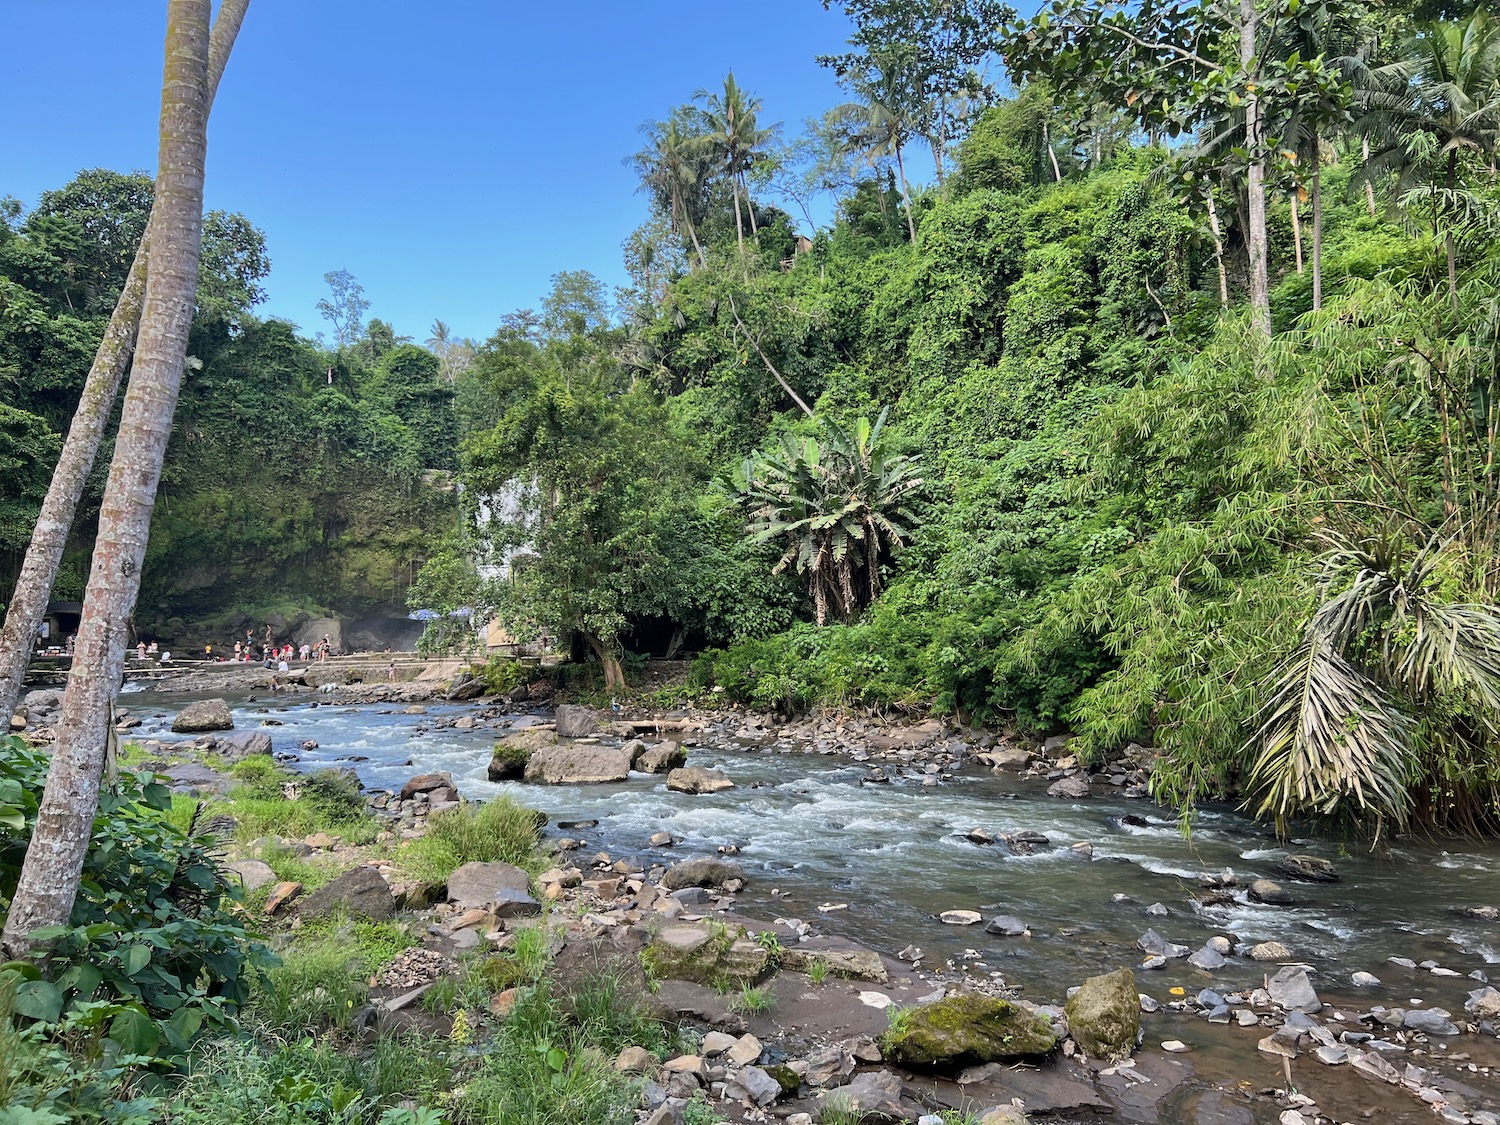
left=634, top=109, right=710, bottom=267
left=1248, top=530, right=1500, bottom=837
left=695, top=72, right=775, bottom=256
left=1358, top=11, right=1500, bottom=306
left=735, top=409, right=923, bottom=624
left=839, top=47, right=929, bottom=242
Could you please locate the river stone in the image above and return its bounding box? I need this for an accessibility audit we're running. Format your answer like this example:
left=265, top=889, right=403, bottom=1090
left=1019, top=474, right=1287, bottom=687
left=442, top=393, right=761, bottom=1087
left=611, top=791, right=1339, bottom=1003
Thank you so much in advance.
left=1250, top=941, right=1293, bottom=961
left=1277, top=854, right=1339, bottom=883
left=726, top=1033, right=762, bottom=1066
left=489, top=728, right=557, bottom=780
left=1188, top=945, right=1228, bottom=971
left=297, top=866, right=395, bottom=921
left=554, top=704, right=598, bottom=739
left=1352, top=971, right=1381, bottom=988
left=1267, top=966, right=1321, bottom=1012
left=524, top=743, right=630, bottom=784
left=781, top=947, right=888, bottom=983
left=882, top=993, right=1058, bottom=1068
left=985, top=915, right=1029, bottom=936
left=447, top=861, right=531, bottom=909
left=661, top=858, right=743, bottom=890
left=227, top=859, right=277, bottom=891
left=1250, top=878, right=1294, bottom=905
left=637, top=741, right=687, bottom=774
left=211, top=730, right=272, bottom=761
left=941, top=910, right=982, bottom=926
left=1047, top=775, right=1091, bottom=799
left=988, top=747, right=1032, bottom=770
left=1064, top=968, right=1139, bottom=1062
left=644, top=924, right=769, bottom=987
left=400, top=771, right=455, bottom=799
left=172, top=697, right=234, bottom=733
left=728, top=1065, right=781, bottom=1107
left=1137, top=929, right=1189, bottom=959
left=1404, top=1008, right=1460, bottom=1035
left=666, top=766, right=734, bottom=794
left=819, top=1070, right=906, bottom=1121
left=1468, top=987, right=1500, bottom=1018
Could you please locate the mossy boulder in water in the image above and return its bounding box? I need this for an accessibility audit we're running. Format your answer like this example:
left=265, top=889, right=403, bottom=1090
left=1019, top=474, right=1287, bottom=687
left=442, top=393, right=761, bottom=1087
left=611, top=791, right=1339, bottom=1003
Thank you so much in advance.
left=1064, top=967, right=1140, bottom=1061
left=882, top=993, right=1058, bottom=1068
left=487, top=729, right=557, bottom=780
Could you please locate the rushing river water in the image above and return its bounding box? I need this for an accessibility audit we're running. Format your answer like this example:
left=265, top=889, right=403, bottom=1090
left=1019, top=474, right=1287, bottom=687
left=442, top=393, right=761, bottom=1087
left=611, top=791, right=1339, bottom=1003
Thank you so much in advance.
left=124, top=689, right=1500, bottom=1008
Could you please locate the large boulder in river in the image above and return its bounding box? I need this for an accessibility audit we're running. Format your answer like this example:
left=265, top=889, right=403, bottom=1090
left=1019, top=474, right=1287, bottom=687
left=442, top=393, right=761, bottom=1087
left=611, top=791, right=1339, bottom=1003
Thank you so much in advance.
left=661, top=858, right=743, bottom=891
left=666, top=766, right=734, bottom=794
left=523, top=743, right=630, bottom=785
left=296, top=866, right=395, bottom=921
left=172, top=698, right=234, bottom=733
left=553, top=703, right=598, bottom=739
left=446, top=673, right=485, bottom=701
left=637, top=741, right=687, bottom=773
left=489, top=729, right=558, bottom=780
left=1047, top=775, right=1091, bottom=799
left=1064, top=968, right=1140, bottom=1062
left=401, top=771, right=455, bottom=799
left=1277, top=854, right=1339, bottom=883
left=882, top=994, right=1058, bottom=1068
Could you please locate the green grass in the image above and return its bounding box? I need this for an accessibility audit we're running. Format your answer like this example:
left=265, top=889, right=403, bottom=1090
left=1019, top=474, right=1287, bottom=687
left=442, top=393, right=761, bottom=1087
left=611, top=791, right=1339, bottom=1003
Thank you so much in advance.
left=215, top=764, right=379, bottom=845
left=248, top=930, right=371, bottom=1034
left=807, top=957, right=829, bottom=985
left=396, top=796, right=544, bottom=883
left=730, top=984, right=774, bottom=1014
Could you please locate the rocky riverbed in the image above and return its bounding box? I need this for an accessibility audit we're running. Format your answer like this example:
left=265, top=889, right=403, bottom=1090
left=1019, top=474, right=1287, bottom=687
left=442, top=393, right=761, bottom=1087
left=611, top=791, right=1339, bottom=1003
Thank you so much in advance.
left=16, top=674, right=1500, bottom=1122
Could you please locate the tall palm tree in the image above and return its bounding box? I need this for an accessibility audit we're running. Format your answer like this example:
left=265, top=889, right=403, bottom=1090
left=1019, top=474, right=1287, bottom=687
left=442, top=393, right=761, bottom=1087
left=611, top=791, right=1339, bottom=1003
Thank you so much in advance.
left=1360, top=11, right=1500, bottom=306
left=840, top=47, right=928, bottom=242
left=635, top=110, right=709, bottom=267
left=3, top=0, right=222, bottom=957
left=735, top=409, right=923, bottom=625
left=0, top=0, right=248, bottom=724
left=695, top=72, right=775, bottom=257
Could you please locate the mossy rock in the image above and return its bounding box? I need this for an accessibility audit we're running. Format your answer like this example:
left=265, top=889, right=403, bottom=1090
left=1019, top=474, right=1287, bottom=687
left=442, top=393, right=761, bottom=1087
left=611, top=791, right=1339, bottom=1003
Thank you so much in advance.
left=882, top=993, right=1058, bottom=1068
left=488, top=729, right=557, bottom=781
left=642, top=923, right=769, bottom=987
left=1064, top=967, right=1139, bottom=1062
left=763, top=1063, right=801, bottom=1095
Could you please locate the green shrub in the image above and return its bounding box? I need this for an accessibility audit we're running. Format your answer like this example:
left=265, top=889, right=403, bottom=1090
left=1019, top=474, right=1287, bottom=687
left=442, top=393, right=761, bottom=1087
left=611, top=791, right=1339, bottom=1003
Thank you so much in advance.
left=218, top=765, right=377, bottom=845
left=396, top=797, right=543, bottom=883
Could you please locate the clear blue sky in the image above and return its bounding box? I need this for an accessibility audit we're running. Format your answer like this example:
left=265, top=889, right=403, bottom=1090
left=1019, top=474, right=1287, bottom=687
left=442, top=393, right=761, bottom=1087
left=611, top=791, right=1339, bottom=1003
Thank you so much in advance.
left=2, top=1, right=857, bottom=345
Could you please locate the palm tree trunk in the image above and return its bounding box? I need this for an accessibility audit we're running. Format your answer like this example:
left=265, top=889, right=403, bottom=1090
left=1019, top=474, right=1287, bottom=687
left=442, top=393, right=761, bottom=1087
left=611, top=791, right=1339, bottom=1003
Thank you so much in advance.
left=1311, top=146, right=1323, bottom=311
left=1361, top=137, right=1377, bottom=216
left=1044, top=122, right=1062, bottom=183
left=1290, top=192, right=1304, bottom=273
left=894, top=142, right=917, bottom=243
left=743, top=173, right=760, bottom=242
left=1239, top=0, right=1271, bottom=335
left=731, top=176, right=746, bottom=258
left=1, top=0, right=216, bottom=958
left=0, top=0, right=247, bottom=725
left=1446, top=148, right=1460, bottom=311
left=1206, top=191, right=1230, bottom=308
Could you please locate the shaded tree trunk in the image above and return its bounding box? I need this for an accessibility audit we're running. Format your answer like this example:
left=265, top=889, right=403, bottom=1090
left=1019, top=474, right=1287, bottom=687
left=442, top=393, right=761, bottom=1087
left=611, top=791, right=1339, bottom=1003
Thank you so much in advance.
left=1, top=0, right=216, bottom=958
left=0, top=0, right=248, bottom=724
left=1362, top=136, right=1377, bottom=216
left=581, top=630, right=626, bottom=693
left=1237, top=0, right=1270, bottom=334
left=1311, top=146, right=1323, bottom=311
left=894, top=142, right=917, bottom=242
left=1206, top=191, right=1230, bottom=308
left=1290, top=191, right=1304, bottom=273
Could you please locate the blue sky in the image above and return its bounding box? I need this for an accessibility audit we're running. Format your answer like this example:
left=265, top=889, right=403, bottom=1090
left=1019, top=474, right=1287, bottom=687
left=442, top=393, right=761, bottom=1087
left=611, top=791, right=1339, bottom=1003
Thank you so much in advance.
left=3, top=1, right=858, bottom=345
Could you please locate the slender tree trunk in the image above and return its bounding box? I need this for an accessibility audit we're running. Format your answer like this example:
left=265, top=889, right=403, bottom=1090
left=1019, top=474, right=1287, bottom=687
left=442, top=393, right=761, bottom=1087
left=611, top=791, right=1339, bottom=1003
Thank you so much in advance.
left=1044, top=122, right=1062, bottom=183
left=1311, top=146, right=1323, bottom=311
left=744, top=172, right=760, bottom=242
left=894, top=142, right=917, bottom=242
left=0, top=0, right=247, bottom=725
left=1290, top=191, right=1304, bottom=273
left=1206, top=191, right=1230, bottom=308
left=1361, top=136, right=1377, bottom=216
left=2, top=0, right=215, bottom=958
left=1446, top=148, right=1460, bottom=311
left=1240, top=0, right=1271, bottom=335
left=581, top=630, right=625, bottom=693
left=931, top=136, right=946, bottom=186
left=731, top=176, right=746, bottom=258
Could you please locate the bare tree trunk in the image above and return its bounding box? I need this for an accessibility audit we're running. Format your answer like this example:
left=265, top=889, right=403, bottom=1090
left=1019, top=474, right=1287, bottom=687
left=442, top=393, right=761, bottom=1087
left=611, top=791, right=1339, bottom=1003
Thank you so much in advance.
left=0, top=0, right=247, bottom=724
left=1311, top=146, right=1323, bottom=311
left=1240, top=0, right=1271, bottom=335
left=744, top=173, right=760, bottom=242
left=731, top=177, right=746, bottom=258
left=1362, top=137, right=1377, bottom=216
left=1044, top=122, right=1062, bottom=183
left=1206, top=191, right=1230, bottom=308
left=2, top=0, right=216, bottom=958
left=581, top=630, right=625, bottom=693
left=894, top=142, right=917, bottom=242
left=1290, top=191, right=1304, bottom=273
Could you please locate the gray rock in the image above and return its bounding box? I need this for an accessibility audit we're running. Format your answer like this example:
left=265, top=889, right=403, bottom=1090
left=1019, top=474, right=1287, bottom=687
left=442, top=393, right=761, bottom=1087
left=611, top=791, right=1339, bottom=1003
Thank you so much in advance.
left=1249, top=878, right=1294, bottom=905
left=984, top=915, right=1029, bottom=936
left=1352, top=971, right=1381, bottom=988
left=1277, top=854, right=1339, bottom=883
left=447, top=861, right=532, bottom=909
left=172, top=698, right=234, bottom=733
left=212, top=730, right=272, bottom=761
left=1137, top=929, right=1189, bottom=959
left=523, top=744, right=630, bottom=784
left=665, top=766, right=734, bottom=794
left=1146, top=902, right=1169, bottom=917
left=554, top=704, right=598, bottom=739
left=637, top=741, right=687, bottom=774
left=819, top=1069, right=906, bottom=1122
left=1047, top=775, right=1091, bottom=799
left=1187, top=945, right=1227, bottom=971
left=297, top=866, right=395, bottom=920
left=1267, top=966, right=1321, bottom=1013
left=1467, top=986, right=1500, bottom=1019
left=400, top=771, right=456, bottom=799
left=1065, top=968, right=1140, bottom=1061
left=446, top=674, right=485, bottom=701
left=1403, top=1008, right=1460, bottom=1036
left=227, top=859, right=277, bottom=891
left=661, top=858, right=744, bottom=891
left=729, top=1065, right=781, bottom=1107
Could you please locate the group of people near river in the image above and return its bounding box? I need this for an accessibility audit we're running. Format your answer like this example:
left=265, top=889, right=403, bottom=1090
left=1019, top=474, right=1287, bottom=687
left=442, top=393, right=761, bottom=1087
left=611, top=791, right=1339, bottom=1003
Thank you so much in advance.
left=208, top=627, right=334, bottom=665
